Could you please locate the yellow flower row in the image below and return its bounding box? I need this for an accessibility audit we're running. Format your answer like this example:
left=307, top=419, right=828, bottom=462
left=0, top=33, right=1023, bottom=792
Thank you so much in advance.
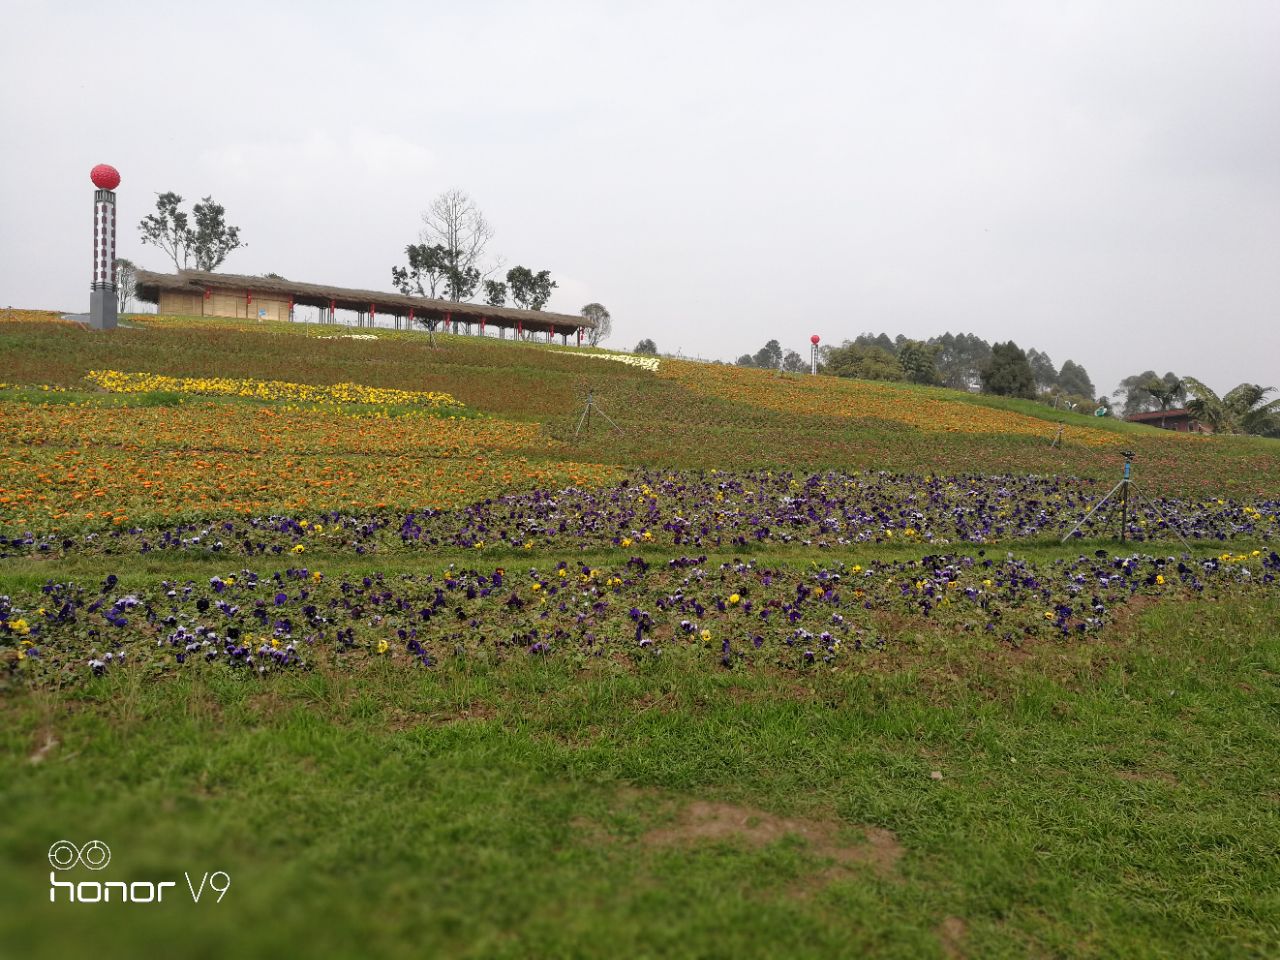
left=84, top=370, right=466, bottom=411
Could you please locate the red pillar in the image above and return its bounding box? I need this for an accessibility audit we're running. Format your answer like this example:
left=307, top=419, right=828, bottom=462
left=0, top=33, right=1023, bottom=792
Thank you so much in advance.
left=329, top=299, right=336, bottom=324
left=480, top=317, right=486, bottom=336
left=408, top=307, right=415, bottom=328
left=548, top=324, right=554, bottom=344
left=370, top=302, right=376, bottom=327
left=288, top=295, right=294, bottom=322
left=516, top=320, right=522, bottom=340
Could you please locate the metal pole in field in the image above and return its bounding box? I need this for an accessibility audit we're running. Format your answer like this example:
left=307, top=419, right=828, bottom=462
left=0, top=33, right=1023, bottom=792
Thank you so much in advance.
left=1119, top=457, right=1131, bottom=542
left=88, top=164, right=121, bottom=330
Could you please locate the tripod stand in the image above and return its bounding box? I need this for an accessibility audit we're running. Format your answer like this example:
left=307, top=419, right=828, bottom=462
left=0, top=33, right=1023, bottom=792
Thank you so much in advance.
left=1061, top=452, right=1191, bottom=549
left=573, top=389, right=623, bottom=440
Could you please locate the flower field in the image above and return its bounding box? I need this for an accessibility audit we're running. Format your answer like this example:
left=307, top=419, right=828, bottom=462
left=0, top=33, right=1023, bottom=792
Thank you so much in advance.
left=5, top=468, right=1275, bottom=560
left=5, top=548, right=1277, bottom=684
left=84, top=369, right=467, bottom=411
left=0, top=396, right=617, bottom=531
left=3, top=311, right=1280, bottom=960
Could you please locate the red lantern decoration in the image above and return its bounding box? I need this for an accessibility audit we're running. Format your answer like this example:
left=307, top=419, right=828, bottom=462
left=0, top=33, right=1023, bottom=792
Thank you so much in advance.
left=810, top=334, right=820, bottom=345
left=90, top=164, right=121, bottom=190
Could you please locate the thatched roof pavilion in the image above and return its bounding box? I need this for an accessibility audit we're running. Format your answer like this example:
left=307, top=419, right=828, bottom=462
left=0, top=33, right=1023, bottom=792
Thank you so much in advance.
left=134, top=268, right=594, bottom=340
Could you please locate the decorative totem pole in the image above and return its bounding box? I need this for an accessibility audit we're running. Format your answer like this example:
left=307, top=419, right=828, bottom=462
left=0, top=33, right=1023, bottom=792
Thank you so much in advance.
left=89, top=164, right=121, bottom=330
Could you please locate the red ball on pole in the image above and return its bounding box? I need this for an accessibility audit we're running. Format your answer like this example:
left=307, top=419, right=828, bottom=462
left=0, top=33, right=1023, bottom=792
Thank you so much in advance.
left=90, top=164, right=121, bottom=190
left=810, top=334, right=820, bottom=345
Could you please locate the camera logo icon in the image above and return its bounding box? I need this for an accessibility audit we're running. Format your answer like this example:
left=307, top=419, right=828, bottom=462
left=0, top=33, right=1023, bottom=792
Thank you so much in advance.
left=48, top=841, right=111, bottom=871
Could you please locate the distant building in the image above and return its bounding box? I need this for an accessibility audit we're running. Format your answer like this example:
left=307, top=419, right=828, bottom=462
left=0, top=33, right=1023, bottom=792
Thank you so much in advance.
left=1124, top=408, right=1212, bottom=434
left=133, top=268, right=595, bottom=343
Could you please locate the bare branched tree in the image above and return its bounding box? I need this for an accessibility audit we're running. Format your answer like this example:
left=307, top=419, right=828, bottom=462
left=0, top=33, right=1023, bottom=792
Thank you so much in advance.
left=115, top=258, right=136, bottom=313
left=420, top=189, right=495, bottom=301
left=580, top=303, right=611, bottom=347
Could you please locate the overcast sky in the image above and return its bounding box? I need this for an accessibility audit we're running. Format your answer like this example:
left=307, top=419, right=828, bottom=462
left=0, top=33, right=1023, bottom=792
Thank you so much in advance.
left=2, top=0, right=1277, bottom=396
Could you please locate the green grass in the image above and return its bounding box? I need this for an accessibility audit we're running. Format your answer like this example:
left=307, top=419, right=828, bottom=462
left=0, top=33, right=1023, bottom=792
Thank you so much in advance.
left=2, top=311, right=1279, bottom=957
left=3, top=591, right=1277, bottom=958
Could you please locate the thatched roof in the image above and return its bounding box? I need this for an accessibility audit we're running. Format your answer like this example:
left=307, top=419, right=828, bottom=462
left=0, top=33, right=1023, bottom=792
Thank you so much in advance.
left=133, top=268, right=594, bottom=331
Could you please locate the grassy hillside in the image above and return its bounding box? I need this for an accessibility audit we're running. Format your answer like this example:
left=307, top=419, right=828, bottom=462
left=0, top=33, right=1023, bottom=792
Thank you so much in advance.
left=2, top=311, right=1278, bottom=960
left=1, top=315, right=1275, bottom=527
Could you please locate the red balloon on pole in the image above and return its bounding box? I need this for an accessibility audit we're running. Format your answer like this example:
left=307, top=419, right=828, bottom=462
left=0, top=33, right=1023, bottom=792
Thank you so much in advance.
left=90, top=164, right=121, bottom=190
left=810, top=334, right=820, bottom=345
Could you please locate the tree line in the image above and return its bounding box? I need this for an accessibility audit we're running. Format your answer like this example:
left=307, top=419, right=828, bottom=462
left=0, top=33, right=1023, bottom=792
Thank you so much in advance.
left=126, top=188, right=614, bottom=344
left=1113, top=372, right=1279, bottom=437
left=737, top=332, right=1096, bottom=407
left=734, top=333, right=1278, bottom=437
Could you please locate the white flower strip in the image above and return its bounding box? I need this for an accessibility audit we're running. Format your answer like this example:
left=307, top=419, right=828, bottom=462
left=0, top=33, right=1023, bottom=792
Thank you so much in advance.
left=554, top=351, right=659, bottom=372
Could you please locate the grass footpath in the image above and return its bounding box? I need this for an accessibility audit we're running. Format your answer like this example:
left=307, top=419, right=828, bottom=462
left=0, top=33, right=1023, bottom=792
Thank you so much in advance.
left=2, top=589, right=1278, bottom=959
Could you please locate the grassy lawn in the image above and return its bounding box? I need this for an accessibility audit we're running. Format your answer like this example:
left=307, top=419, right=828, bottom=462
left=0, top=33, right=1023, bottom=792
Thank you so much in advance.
left=2, top=585, right=1277, bottom=958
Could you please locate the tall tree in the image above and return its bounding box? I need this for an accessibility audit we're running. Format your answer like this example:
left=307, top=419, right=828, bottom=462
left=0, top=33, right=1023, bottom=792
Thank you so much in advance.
left=735, top=354, right=755, bottom=367
left=138, top=192, right=191, bottom=270
left=441, top=249, right=480, bottom=302
left=580, top=303, right=612, bottom=347
left=1056, top=359, right=1095, bottom=399
left=1026, top=349, right=1059, bottom=392
left=506, top=267, right=557, bottom=311
left=980, top=341, right=1036, bottom=398
left=822, top=343, right=904, bottom=382
left=420, top=189, right=496, bottom=300
left=114, top=258, right=136, bottom=313
left=752, top=339, right=784, bottom=370
left=1113, top=371, right=1183, bottom=417
left=928, top=332, right=991, bottom=391
left=1144, top=375, right=1183, bottom=414
left=138, top=192, right=243, bottom=271
left=483, top=280, right=508, bottom=307
left=898, top=340, right=940, bottom=385
left=781, top=349, right=808, bottom=373
left=853, top=332, right=898, bottom=354
left=189, top=197, right=243, bottom=270
left=1182, top=379, right=1280, bottom=435
left=633, top=339, right=657, bottom=355
left=392, top=243, right=450, bottom=299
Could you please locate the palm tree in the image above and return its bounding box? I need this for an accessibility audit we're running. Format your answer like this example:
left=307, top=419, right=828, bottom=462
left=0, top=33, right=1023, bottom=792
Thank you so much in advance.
left=1113, top=371, right=1183, bottom=418
left=1182, top=378, right=1280, bottom=435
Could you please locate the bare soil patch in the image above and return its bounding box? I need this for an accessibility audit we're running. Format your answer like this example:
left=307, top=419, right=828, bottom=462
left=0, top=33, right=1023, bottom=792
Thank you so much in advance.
left=28, top=728, right=59, bottom=764
left=1114, top=768, right=1179, bottom=786
left=641, top=800, right=903, bottom=879
left=936, top=915, right=968, bottom=959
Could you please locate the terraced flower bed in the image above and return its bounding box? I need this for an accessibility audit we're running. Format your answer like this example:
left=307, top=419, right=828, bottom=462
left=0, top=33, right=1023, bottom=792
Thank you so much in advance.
left=5, top=549, right=1277, bottom=685
left=7, top=469, right=1273, bottom=559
